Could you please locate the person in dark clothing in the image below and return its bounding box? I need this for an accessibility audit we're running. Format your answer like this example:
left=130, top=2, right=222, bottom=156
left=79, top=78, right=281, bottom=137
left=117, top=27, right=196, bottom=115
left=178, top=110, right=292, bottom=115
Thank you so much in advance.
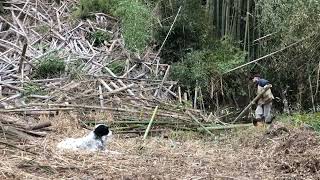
left=252, top=74, right=274, bottom=126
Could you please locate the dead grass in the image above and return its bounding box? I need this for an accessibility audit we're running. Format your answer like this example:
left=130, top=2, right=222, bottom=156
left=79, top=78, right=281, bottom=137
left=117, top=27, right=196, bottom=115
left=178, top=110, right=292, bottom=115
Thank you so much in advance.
left=0, top=114, right=320, bottom=180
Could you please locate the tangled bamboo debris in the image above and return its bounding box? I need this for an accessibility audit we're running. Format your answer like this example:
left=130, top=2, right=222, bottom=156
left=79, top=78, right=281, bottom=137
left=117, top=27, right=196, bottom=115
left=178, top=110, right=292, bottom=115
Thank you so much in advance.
left=0, top=0, right=249, bottom=141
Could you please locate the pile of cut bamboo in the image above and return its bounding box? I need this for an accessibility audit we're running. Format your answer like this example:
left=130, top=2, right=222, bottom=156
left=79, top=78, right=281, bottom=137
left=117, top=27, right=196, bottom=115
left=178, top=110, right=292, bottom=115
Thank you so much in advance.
left=0, top=0, right=250, bottom=138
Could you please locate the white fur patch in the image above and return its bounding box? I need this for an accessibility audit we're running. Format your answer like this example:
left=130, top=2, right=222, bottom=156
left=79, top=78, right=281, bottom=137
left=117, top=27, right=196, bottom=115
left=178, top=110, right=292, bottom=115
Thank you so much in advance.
left=57, top=128, right=112, bottom=152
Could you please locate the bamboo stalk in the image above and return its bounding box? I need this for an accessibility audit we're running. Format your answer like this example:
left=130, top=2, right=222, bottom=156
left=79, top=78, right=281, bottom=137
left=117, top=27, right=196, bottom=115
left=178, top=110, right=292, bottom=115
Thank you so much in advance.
left=223, top=37, right=308, bottom=74
left=183, top=92, right=188, bottom=101
left=143, top=106, right=158, bottom=140
left=28, top=121, right=52, bottom=130
left=197, top=123, right=251, bottom=131
left=154, top=7, right=181, bottom=60
left=232, top=84, right=272, bottom=123
left=18, top=42, right=27, bottom=73
left=193, top=86, right=198, bottom=109
left=154, top=65, right=170, bottom=97
left=308, top=75, right=316, bottom=112
left=178, top=86, right=182, bottom=103
left=98, top=85, right=104, bottom=108
left=186, top=111, right=214, bottom=137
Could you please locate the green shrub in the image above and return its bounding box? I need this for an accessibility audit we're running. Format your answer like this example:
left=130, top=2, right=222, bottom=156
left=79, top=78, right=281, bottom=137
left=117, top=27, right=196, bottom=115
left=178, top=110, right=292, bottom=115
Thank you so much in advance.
left=171, top=38, right=245, bottom=90
left=291, top=113, right=320, bottom=132
left=67, top=59, right=86, bottom=80
left=23, top=83, right=44, bottom=96
left=107, top=60, right=126, bottom=76
left=154, top=0, right=214, bottom=64
left=89, top=30, right=111, bottom=47
left=34, top=55, right=65, bottom=79
left=113, top=0, right=153, bottom=52
left=73, top=0, right=114, bottom=19
left=74, top=0, right=153, bottom=52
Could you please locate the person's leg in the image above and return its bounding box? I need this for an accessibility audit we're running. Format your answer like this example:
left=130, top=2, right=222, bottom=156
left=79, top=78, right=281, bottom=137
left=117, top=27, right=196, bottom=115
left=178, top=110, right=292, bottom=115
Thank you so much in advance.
left=254, top=105, right=263, bottom=126
left=264, top=102, right=273, bottom=124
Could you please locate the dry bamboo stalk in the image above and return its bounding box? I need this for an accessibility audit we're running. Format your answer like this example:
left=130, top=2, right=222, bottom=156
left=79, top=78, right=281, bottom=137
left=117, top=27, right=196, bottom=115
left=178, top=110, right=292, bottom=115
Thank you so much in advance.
left=120, top=64, right=137, bottom=78
left=0, top=93, right=22, bottom=103
left=0, top=125, right=33, bottom=141
left=98, top=78, right=113, bottom=92
left=109, top=81, right=120, bottom=89
left=154, top=6, right=181, bottom=60
left=0, top=140, right=38, bottom=155
left=103, top=66, right=135, bottom=96
left=197, top=124, right=252, bottom=131
left=178, top=86, right=182, bottom=103
left=28, top=121, right=52, bottom=130
left=186, top=111, right=214, bottom=137
left=184, top=93, right=188, bottom=101
left=30, top=103, right=193, bottom=121
left=223, top=37, right=308, bottom=74
left=98, top=85, right=104, bottom=108
left=193, top=87, right=198, bottom=109
left=162, top=86, right=178, bottom=98
left=77, top=83, right=135, bottom=98
left=0, top=108, right=73, bottom=113
left=154, top=65, right=170, bottom=97
left=18, top=42, right=28, bottom=73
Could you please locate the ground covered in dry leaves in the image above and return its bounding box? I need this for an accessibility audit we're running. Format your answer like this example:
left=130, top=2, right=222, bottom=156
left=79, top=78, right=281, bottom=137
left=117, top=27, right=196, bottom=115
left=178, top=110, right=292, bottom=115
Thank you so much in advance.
left=0, top=115, right=320, bottom=180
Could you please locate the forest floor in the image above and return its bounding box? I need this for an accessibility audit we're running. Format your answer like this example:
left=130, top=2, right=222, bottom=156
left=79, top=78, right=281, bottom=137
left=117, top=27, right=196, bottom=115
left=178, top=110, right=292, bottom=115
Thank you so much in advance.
left=0, top=114, right=320, bottom=180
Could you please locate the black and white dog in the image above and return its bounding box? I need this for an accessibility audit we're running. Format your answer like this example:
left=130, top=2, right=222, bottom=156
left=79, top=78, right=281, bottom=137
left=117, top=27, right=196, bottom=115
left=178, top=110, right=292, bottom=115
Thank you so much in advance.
left=57, top=124, right=112, bottom=152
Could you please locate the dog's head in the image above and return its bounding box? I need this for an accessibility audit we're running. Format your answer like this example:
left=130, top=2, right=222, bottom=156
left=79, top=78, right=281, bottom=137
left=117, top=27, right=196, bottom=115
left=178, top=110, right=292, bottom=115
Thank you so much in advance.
left=93, top=124, right=111, bottom=139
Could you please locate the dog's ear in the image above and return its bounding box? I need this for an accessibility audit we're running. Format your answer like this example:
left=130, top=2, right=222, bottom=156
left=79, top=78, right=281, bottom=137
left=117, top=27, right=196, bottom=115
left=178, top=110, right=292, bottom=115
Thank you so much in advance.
left=94, top=124, right=110, bottom=138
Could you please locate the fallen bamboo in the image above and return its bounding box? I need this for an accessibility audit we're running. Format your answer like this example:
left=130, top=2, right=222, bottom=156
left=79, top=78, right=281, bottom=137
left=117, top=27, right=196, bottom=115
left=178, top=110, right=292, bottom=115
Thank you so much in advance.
left=0, top=140, right=38, bottom=155
left=0, top=108, right=74, bottom=113
left=18, top=42, right=28, bottom=73
left=231, top=84, right=272, bottom=123
left=186, top=111, right=214, bottom=137
left=143, top=106, right=158, bottom=140
left=197, top=124, right=252, bottom=131
left=28, top=121, right=52, bottom=130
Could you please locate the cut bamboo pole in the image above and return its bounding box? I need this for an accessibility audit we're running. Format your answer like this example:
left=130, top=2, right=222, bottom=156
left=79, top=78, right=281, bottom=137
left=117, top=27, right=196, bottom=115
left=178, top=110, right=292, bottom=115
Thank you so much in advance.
left=186, top=111, right=214, bottom=137
left=98, top=78, right=113, bottom=92
left=28, top=121, right=52, bottom=130
left=143, top=105, right=158, bottom=140
left=98, top=85, right=104, bottom=108
left=193, top=86, right=198, bottom=109
left=231, top=84, right=272, bottom=123
left=154, top=65, right=170, bottom=97
left=308, top=76, right=316, bottom=113
left=184, top=92, right=188, bottom=101
left=178, top=86, right=182, bottom=103
left=197, top=123, right=252, bottom=131
left=18, top=42, right=27, bottom=73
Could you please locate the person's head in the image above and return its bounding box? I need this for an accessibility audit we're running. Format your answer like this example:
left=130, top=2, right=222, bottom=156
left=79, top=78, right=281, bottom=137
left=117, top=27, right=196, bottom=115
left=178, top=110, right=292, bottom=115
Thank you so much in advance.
left=252, top=74, right=261, bottom=83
